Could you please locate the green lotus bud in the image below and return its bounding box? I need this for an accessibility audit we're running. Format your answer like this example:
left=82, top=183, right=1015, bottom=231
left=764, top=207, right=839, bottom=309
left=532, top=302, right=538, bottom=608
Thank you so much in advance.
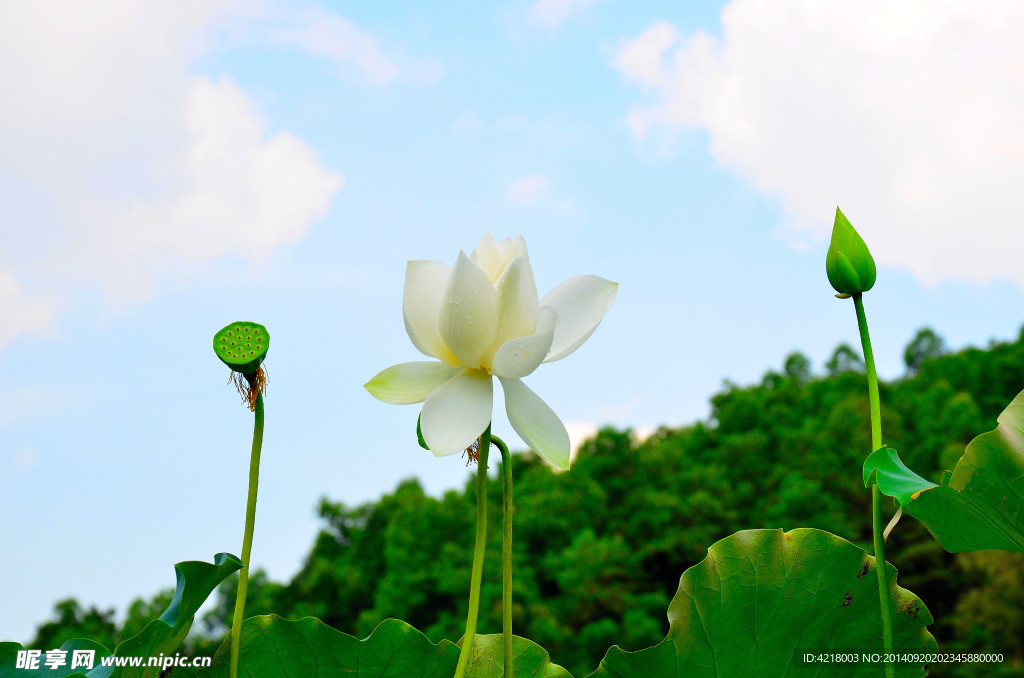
left=826, top=207, right=876, bottom=296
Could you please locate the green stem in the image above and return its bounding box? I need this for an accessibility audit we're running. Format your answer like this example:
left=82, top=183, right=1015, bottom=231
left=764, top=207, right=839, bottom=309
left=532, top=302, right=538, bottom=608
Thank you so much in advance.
left=853, top=295, right=882, bottom=448
left=229, top=390, right=264, bottom=678
left=853, top=293, right=895, bottom=678
left=492, top=435, right=514, bottom=678
left=454, top=425, right=491, bottom=678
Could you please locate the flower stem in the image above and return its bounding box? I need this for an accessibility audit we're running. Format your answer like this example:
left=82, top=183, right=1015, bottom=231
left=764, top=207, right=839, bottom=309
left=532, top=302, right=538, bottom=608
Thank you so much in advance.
left=229, top=390, right=264, bottom=678
left=491, top=435, right=514, bottom=678
left=454, top=425, right=491, bottom=678
left=853, top=293, right=895, bottom=678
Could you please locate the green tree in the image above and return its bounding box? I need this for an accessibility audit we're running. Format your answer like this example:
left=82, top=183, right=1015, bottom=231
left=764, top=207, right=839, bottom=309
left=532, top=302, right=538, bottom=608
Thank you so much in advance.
left=904, top=327, right=947, bottom=373
left=783, top=351, right=812, bottom=381
left=825, top=342, right=864, bottom=375
left=121, top=588, right=175, bottom=640
left=28, top=599, right=117, bottom=651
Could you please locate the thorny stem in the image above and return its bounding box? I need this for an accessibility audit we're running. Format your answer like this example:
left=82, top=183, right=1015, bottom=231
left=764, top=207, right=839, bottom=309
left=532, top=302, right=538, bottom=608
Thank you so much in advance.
left=853, top=293, right=896, bottom=678
left=454, top=425, right=491, bottom=678
left=491, top=435, right=514, bottom=678
left=229, top=389, right=264, bottom=678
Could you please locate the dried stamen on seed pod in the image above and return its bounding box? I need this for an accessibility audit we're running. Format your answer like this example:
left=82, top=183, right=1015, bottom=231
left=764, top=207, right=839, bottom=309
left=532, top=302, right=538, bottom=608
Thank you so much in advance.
left=464, top=438, right=481, bottom=466
left=229, top=365, right=268, bottom=411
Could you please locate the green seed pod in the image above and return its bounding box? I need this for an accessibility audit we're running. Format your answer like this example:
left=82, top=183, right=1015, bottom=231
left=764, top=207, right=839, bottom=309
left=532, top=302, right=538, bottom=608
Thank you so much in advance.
left=826, top=207, right=876, bottom=296
left=213, top=321, right=270, bottom=376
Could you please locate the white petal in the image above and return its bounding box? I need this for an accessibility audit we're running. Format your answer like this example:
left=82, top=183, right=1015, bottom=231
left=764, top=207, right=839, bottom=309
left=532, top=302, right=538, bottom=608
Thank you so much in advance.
left=508, top=235, right=528, bottom=259
left=470, top=232, right=500, bottom=279
left=364, top=362, right=459, bottom=404
left=403, top=260, right=457, bottom=364
left=471, top=233, right=527, bottom=284
left=492, top=307, right=556, bottom=379
left=475, top=232, right=496, bottom=250
left=486, top=254, right=540, bottom=362
left=421, top=368, right=493, bottom=456
left=493, top=235, right=526, bottom=281
left=540, top=275, right=618, bottom=363
left=499, top=377, right=570, bottom=469
left=440, top=252, right=499, bottom=368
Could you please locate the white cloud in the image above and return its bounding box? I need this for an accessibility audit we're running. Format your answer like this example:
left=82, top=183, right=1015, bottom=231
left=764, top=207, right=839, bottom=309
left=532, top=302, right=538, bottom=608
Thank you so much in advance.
left=63, top=76, right=343, bottom=304
left=268, top=8, right=442, bottom=85
left=593, top=394, right=644, bottom=421
left=0, top=271, right=52, bottom=352
left=529, top=0, right=603, bottom=29
left=269, top=10, right=400, bottom=84
left=504, top=174, right=584, bottom=217
left=0, top=387, right=74, bottom=426
left=0, top=1, right=227, bottom=192
left=555, top=198, right=584, bottom=218
left=563, top=421, right=599, bottom=461
left=633, top=426, right=658, bottom=443
left=177, top=77, right=342, bottom=261
left=614, top=1, right=1024, bottom=289
left=506, top=174, right=550, bottom=206
left=0, top=1, right=362, bottom=334
left=15, top=447, right=37, bottom=470
left=453, top=111, right=483, bottom=135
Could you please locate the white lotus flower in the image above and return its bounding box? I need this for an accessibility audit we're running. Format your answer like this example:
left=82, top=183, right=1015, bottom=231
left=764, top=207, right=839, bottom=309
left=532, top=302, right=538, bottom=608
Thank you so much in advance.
left=365, top=233, right=617, bottom=469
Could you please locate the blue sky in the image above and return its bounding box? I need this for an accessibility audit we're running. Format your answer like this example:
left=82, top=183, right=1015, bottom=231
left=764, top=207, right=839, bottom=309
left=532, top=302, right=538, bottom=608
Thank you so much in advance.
left=3, top=0, right=1024, bottom=643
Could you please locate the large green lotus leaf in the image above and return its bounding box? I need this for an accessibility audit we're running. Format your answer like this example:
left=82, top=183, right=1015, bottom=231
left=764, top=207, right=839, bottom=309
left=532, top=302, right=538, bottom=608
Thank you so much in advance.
left=203, top=616, right=458, bottom=677
left=201, top=615, right=567, bottom=678
left=866, top=390, right=1024, bottom=553
left=589, top=529, right=935, bottom=678
left=465, top=634, right=570, bottom=678
left=0, top=553, right=241, bottom=678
